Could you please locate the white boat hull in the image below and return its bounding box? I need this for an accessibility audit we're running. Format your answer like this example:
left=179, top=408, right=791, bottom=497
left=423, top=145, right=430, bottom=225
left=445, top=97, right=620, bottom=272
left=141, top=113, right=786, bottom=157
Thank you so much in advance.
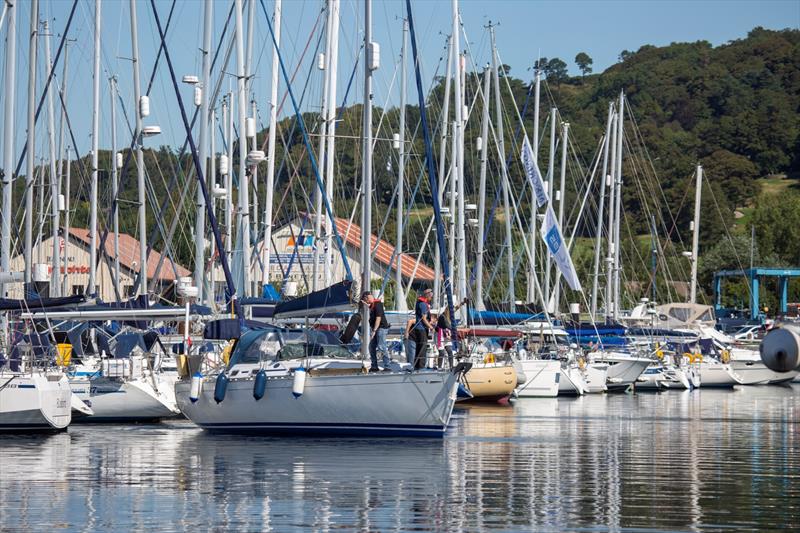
left=515, top=360, right=560, bottom=397
left=0, top=372, right=72, bottom=431
left=731, top=360, right=800, bottom=385
left=176, top=370, right=459, bottom=437
left=698, top=362, right=740, bottom=388
left=584, top=363, right=608, bottom=393
left=70, top=376, right=179, bottom=421
left=603, top=356, right=651, bottom=391
left=558, top=365, right=587, bottom=396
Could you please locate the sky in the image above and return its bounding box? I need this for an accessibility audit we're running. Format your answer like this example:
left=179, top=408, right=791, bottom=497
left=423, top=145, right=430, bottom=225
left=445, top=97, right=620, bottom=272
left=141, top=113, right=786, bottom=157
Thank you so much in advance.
left=1, top=0, right=798, bottom=161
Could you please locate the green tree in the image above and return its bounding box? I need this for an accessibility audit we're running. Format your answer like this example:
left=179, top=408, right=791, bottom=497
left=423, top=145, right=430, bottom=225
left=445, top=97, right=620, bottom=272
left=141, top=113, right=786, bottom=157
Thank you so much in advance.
left=575, top=52, right=593, bottom=78
left=544, top=58, right=569, bottom=86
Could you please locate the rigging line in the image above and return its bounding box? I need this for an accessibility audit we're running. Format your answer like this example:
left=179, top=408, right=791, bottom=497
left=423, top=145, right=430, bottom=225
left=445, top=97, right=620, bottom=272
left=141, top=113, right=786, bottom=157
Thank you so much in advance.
left=12, top=0, right=78, bottom=179
left=150, top=0, right=239, bottom=313
left=260, top=0, right=352, bottom=281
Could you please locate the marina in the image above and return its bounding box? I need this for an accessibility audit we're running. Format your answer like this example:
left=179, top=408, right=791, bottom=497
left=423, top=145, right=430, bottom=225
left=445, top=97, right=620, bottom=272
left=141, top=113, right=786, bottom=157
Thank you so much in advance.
left=1, top=0, right=798, bottom=530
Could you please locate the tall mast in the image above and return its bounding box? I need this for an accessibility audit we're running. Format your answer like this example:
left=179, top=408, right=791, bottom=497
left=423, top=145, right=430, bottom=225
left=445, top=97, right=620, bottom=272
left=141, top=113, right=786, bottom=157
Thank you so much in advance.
left=432, top=35, right=452, bottom=311
left=110, top=76, right=120, bottom=297
left=605, top=112, right=618, bottom=322
left=360, top=0, right=376, bottom=361
left=262, top=0, right=282, bottom=292
left=195, top=0, right=213, bottom=303
left=60, top=46, right=71, bottom=296
left=234, top=0, right=250, bottom=298
left=395, top=16, right=408, bottom=311
left=490, top=26, right=514, bottom=311
left=613, top=91, right=624, bottom=319
left=474, top=64, right=490, bottom=312
left=544, top=107, right=556, bottom=305
left=1, top=0, right=16, bottom=304
left=452, top=0, right=466, bottom=321
left=313, top=0, right=334, bottom=292
left=591, top=103, right=614, bottom=319
left=527, top=68, right=541, bottom=303
left=553, top=121, right=569, bottom=314
left=130, top=0, right=147, bottom=297
left=43, top=20, right=60, bottom=296
left=23, top=0, right=39, bottom=290
left=690, top=164, right=703, bottom=304
left=225, top=92, right=233, bottom=263
left=323, top=0, right=340, bottom=287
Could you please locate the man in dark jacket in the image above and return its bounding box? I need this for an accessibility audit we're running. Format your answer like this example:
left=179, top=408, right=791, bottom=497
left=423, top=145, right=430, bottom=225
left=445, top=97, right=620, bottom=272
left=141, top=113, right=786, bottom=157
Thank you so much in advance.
left=361, top=291, right=390, bottom=371
left=411, top=288, right=434, bottom=369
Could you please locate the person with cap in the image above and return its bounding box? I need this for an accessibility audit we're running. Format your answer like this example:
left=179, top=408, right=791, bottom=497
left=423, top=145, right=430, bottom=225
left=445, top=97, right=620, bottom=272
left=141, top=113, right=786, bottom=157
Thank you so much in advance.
left=411, top=288, right=435, bottom=369
left=361, top=291, right=391, bottom=372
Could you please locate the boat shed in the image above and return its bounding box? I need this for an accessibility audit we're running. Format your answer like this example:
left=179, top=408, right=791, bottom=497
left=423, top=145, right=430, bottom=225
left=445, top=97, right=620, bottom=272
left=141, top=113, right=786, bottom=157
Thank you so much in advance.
left=713, top=267, right=800, bottom=320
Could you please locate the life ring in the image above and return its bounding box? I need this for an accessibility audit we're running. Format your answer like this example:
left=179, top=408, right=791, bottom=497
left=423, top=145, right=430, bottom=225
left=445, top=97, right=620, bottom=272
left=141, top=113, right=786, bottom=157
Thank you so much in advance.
left=655, top=349, right=664, bottom=360
left=694, top=353, right=703, bottom=363
left=720, top=350, right=731, bottom=364
left=484, top=353, right=496, bottom=364
left=683, top=352, right=694, bottom=364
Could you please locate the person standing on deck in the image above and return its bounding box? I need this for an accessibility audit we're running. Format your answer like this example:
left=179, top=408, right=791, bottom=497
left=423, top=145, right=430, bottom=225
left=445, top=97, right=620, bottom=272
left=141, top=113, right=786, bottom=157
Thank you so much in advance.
left=361, top=291, right=391, bottom=372
left=412, top=288, right=435, bottom=369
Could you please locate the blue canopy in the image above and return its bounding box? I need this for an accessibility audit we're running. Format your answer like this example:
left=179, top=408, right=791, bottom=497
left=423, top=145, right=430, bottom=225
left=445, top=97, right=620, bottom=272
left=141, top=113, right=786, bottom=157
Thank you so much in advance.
left=272, top=280, right=354, bottom=319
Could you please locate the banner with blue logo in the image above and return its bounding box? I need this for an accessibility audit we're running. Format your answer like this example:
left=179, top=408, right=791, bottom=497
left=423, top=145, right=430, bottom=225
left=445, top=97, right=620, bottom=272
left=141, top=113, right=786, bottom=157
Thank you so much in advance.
left=540, top=205, right=582, bottom=291
left=520, top=134, right=549, bottom=208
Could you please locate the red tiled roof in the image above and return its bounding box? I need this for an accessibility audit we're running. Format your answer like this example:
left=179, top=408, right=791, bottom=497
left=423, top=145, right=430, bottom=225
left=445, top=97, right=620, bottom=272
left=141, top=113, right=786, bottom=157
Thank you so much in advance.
left=68, top=228, right=191, bottom=282
left=331, top=217, right=435, bottom=282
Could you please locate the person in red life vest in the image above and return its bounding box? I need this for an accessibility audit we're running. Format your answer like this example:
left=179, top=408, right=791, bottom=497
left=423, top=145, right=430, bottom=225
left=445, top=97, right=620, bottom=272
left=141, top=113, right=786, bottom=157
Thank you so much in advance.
left=361, top=291, right=391, bottom=372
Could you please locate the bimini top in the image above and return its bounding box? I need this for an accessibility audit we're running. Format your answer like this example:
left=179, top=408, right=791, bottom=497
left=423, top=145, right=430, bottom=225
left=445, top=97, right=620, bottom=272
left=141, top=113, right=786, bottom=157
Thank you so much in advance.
left=654, top=303, right=716, bottom=327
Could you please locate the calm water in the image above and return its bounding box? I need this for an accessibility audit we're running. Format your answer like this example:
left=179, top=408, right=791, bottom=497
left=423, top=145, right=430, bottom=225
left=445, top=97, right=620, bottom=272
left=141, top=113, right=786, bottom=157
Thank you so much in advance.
left=1, top=386, right=798, bottom=532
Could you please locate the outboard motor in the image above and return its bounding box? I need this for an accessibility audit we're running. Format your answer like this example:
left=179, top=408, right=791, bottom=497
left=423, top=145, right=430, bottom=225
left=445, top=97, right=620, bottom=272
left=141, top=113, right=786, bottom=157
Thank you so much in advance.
left=760, top=325, right=800, bottom=372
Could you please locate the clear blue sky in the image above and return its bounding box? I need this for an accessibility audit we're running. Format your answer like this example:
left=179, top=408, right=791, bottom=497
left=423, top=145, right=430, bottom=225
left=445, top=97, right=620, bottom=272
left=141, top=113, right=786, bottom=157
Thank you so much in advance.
left=2, top=0, right=798, bottom=159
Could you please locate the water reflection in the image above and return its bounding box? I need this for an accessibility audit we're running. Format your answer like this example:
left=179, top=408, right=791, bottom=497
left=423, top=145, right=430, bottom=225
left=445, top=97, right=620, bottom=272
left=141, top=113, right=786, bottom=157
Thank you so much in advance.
left=0, top=386, right=797, bottom=531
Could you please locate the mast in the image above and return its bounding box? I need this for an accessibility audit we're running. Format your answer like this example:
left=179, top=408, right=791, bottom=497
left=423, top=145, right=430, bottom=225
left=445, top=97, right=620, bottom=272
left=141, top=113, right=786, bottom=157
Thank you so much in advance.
left=690, top=164, right=702, bottom=304
left=474, top=64, right=490, bottom=312
left=553, top=121, right=569, bottom=314
left=605, top=112, right=618, bottom=322
left=313, top=0, right=334, bottom=292
left=44, top=20, right=60, bottom=296
left=262, top=0, right=281, bottom=292
left=613, top=91, right=624, bottom=319
left=452, top=0, right=467, bottom=322
left=195, top=0, right=213, bottom=303
left=432, top=35, right=452, bottom=311
left=234, top=0, right=250, bottom=298
left=1, top=0, right=16, bottom=304
left=544, top=107, right=556, bottom=305
left=395, top=16, right=408, bottom=311
left=110, top=76, right=120, bottom=296
left=490, top=26, right=514, bottom=311
left=62, top=148, right=71, bottom=295
left=590, top=102, right=614, bottom=319
left=323, top=0, right=340, bottom=287
left=57, top=43, right=69, bottom=294
left=225, top=92, right=233, bottom=264
left=360, top=0, right=376, bottom=361
left=23, top=0, right=39, bottom=290
left=527, top=68, right=541, bottom=303
left=130, top=0, right=147, bottom=297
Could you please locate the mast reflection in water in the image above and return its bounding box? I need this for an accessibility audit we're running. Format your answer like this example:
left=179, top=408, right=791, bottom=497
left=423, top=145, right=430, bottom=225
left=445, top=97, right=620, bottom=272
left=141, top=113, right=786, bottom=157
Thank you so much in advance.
left=0, top=387, right=798, bottom=530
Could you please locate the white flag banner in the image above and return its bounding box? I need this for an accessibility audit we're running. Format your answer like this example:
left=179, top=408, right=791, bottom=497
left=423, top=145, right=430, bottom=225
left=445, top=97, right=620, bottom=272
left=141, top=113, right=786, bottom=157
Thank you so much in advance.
left=521, top=134, right=549, bottom=208
left=540, top=205, right=583, bottom=291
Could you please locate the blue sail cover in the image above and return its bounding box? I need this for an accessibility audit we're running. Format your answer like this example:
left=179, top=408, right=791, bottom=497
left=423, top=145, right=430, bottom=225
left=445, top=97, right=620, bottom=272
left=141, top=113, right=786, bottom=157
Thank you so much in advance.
left=468, top=308, right=546, bottom=326
left=272, top=280, right=354, bottom=320
left=0, top=294, right=85, bottom=311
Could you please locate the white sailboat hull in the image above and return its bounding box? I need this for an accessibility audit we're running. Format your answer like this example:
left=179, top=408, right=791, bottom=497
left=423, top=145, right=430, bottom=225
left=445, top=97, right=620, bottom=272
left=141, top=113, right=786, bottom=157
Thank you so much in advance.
left=604, top=356, right=651, bottom=391
left=698, top=362, right=740, bottom=387
left=70, top=376, right=179, bottom=421
left=584, top=363, right=608, bottom=393
left=558, top=365, right=587, bottom=396
left=176, top=370, right=459, bottom=437
left=515, top=360, right=560, bottom=397
left=0, top=372, right=72, bottom=431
